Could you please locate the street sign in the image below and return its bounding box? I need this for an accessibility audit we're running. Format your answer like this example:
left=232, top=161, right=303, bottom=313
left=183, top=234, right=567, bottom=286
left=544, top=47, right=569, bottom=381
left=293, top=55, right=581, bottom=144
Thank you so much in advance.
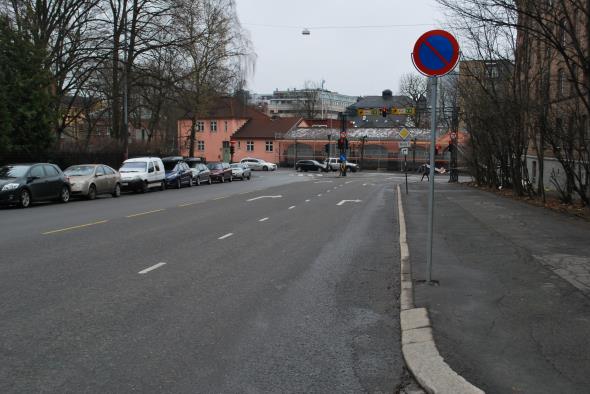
left=399, top=141, right=411, bottom=148
left=391, top=107, right=416, bottom=115
left=412, top=30, right=460, bottom=77
left=399, top=128, right=410, bottom=139
left=401, top=148, right=409, bottom=155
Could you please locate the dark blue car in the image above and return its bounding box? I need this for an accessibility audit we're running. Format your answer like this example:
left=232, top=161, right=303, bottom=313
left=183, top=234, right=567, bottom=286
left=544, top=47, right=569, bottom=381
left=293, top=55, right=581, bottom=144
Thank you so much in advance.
left=162, top=158, right=192, bottom=189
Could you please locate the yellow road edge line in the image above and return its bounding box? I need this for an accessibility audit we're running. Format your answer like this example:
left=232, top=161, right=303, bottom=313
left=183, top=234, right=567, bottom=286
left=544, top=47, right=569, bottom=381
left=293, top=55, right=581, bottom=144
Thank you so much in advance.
left=42, top=220, right=108, bottom=235
left=178, top=202, right=202, bottom=207
left=126, top=209, right=165, bottom=218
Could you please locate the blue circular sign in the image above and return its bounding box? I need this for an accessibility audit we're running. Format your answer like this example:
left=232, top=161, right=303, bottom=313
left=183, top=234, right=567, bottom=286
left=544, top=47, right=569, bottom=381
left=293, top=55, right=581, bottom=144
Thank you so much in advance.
left=412, top=30, right=460, bottom=76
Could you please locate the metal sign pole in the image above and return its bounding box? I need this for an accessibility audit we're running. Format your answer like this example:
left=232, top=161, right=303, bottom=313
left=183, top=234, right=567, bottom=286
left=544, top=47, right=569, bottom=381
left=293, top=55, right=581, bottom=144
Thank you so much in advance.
left=404, top=154, right=408, bottom=194
left=427, top=76, right=438, bottom=283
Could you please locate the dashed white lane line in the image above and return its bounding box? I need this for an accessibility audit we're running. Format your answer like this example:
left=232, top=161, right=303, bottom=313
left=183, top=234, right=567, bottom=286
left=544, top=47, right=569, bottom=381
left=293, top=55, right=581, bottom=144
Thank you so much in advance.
left=317, top=194, right=322, bottom=197
left=259, top=217, right=269, bottom=222
left=288, top=206, right=296, bottom=210
left=345, top=181, right=353, bottom=184
left=327, top=190, right=331, bottom=193
left=305, top=199, right=311, bottom=202
left=214, top=196, right=227, bottom=200
left=138, top=262, right=166, bottom=275
left=218, top=233, right=234, bottom=240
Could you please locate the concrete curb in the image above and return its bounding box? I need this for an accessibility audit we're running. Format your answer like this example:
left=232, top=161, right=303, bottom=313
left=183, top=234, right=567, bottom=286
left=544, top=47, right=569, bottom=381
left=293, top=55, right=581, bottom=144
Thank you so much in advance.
left=396, top=185, right=485, bottom=394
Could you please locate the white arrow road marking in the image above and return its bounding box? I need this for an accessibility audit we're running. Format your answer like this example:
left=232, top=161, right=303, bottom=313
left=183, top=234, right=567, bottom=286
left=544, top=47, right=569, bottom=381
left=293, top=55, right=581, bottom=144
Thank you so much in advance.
left=218, top=233, right=233, bottom=240
left=337, top=199, right=362, bottom=206
left=247, top=195, right=282, bottom=202
left=139, top=262, right=166, bottom=275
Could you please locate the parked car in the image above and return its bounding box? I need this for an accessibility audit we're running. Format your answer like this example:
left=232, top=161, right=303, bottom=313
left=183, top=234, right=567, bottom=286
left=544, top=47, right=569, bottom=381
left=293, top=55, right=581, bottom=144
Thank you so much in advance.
left=326, top=157, right=360, bottom=172
left=186, top=158, right=212, bottom=185
left=207, top=162, right=232, bottom=183
left=0, top=163, right=71, bottom=208
left=230, top=163, right=251, bottom=180
left=240, top=157, right=277, bottom=171
left=64, top=164, right=121, bottom=199
left=119, top=157, right=165, bottom=193
left=295, top=160, right=328, bottom=172
left=162, top=157, right=192, bottom=189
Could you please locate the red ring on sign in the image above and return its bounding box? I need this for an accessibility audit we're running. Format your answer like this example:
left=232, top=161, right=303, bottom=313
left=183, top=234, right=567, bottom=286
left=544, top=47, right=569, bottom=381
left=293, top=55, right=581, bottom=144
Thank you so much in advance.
left=412, top=30, right=460, bottom=77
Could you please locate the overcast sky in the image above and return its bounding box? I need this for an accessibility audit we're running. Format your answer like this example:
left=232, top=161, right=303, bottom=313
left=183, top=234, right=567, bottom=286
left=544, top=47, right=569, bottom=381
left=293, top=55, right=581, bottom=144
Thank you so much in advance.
left=235, top=0, right=443, bottom=97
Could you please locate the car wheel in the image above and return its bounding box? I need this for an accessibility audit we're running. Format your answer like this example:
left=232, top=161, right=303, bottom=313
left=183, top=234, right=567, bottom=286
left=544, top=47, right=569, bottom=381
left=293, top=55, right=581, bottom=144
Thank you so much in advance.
left=60, top=186, right=70, bottom=203
left=176, top=178, right=181, bottom=189
left=188, top=176, right=193, bottom=187
left=221, top=176, right=225, bottom=183
left=141, top=181, right=148, bottom=193
left=87, top=184, right=97, bottom=200
left=263, top=166, right=268, bottom=171
left=112, top=183, right=121, bottom=197
left=160, top=180, right=166, bottom=191
left=229, top=175, right=233, bottom=182
left=20, top=189, right=31, bottom=208
left=248, top=174, right=251, bottom=180
left=196, top=176, right=201, bottom=186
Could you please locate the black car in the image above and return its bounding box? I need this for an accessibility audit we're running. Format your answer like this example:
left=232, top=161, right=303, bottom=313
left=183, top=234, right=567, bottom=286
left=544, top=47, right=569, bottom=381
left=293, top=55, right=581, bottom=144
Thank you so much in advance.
left=162, top=158, right=193, bottom=189
left=0, top=163, right=71, bottom=208
left=207, top=162, right=233, bottom=183
left=295, top=160, right=328, bottom=172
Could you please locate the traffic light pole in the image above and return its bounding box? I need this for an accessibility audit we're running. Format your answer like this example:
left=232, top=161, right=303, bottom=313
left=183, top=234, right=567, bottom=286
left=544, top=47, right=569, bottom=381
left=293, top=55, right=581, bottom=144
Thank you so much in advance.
left=426, top=76, right=438, bottom=283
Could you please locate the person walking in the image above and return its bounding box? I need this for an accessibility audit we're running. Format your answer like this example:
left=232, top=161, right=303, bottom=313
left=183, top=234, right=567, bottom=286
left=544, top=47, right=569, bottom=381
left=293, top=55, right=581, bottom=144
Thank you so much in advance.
left=420, top=163, right=430, bottom=181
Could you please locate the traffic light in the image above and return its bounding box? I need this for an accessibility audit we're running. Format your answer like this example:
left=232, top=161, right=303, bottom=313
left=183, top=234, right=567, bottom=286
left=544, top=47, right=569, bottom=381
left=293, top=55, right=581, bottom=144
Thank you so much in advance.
left=324, top=143, right=329, bottom=153
left=381, top=107, right=388, bottom=118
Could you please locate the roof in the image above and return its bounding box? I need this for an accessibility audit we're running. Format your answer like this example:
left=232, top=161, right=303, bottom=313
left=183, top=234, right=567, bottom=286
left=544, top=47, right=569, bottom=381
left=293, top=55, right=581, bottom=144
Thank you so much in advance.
left=349, top=95, right=413, bottom=109
left=282, top=127, right=434, bottom=141
left=232, top=117, right=302, bottom=139
left=181, top=97, right=269, bottom=120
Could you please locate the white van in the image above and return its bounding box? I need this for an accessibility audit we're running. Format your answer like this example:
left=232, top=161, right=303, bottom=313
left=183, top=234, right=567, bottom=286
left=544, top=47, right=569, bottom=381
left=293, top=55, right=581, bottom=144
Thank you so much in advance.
left=119, top=157, right=166, bottom=193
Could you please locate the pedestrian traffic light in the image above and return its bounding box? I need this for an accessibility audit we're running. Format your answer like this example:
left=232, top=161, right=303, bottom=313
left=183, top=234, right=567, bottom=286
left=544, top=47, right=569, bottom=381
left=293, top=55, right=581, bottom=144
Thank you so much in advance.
left=324, top=143, right=329, bottom=153
left=381, top=107, right=388, bottom=118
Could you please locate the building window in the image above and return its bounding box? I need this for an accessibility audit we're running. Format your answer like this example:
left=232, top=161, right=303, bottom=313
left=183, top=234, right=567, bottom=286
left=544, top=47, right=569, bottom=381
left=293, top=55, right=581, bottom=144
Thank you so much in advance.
left=210, top=121, right=217, bottom=132
left=196, top=121, right=204, bottom=132
left=197, top=140, right=205, bottom=151
left=224, top=121, right=228, bottom=132
left=559, top=19, right=566, bottom=47
left=265, top=140, right=273, bottom=152
left=247, top=140, right=254, bottom=151
left=557, top=69, right=566, bottom=98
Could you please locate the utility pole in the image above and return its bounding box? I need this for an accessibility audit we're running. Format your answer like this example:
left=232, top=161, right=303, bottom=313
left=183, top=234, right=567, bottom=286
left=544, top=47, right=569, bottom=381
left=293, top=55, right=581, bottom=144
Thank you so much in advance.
left=122, top=4, right=129, bottom=161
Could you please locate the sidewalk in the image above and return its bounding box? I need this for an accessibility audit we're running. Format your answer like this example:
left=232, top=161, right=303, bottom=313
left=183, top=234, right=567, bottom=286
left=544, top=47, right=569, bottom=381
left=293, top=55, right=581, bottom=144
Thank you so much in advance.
left=402, top=181, right=590, bottom=394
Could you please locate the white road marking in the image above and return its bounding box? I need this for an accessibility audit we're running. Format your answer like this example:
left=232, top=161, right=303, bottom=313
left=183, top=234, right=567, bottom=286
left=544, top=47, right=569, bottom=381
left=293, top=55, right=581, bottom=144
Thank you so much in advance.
left=345, top=181, right=353, bottom=184
left=259, top=217, right=269, bottom=222
left=362, top=183, right=367, bottom=186
left=214, top=196, right=226, bottom=200
left=314, top=180, right=333, bottom=184
left=337, top=199, right=362, bottom=206
left=288, top=206, right=296, bottom=210
left=317, top=194, right=322, bottom=197
left=218, top=233, right=234, bottom=240
left=138, top=262, right=166, bottom=275
left=247, top=195, right=282, bottom=202
left=305, top=199, right=311, bottom=202
left=327, top=190, right=331, bottom=193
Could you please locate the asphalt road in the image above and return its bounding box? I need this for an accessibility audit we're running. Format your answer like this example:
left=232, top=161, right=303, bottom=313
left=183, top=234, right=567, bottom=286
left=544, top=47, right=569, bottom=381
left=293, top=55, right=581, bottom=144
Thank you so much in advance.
left=0, top=170, right=407, bottom=393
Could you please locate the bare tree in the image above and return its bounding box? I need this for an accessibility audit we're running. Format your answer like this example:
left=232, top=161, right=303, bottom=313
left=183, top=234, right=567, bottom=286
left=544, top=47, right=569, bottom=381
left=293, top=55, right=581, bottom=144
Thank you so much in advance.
left=398, top=73, right=428, bottom=127
left=173, top=0, right=254, bottom=157
left=294, top=80, right=322, bottom=119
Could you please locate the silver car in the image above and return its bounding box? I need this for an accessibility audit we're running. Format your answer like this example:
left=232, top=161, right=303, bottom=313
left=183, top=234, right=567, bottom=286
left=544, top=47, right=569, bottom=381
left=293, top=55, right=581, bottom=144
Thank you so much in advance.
left=240, top=157, right=277, bottom=171
left=230, top=163, right=251, bottom=180
left=64, top=164, right=121, bottom=199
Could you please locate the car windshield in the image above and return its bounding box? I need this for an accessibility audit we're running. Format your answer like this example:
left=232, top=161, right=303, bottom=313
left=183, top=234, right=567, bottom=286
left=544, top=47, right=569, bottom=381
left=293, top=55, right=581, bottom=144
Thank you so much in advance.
left=163, top=161, right=178, bottom=171
left=64, top=165, right=95, bottom=176
left=0, top=165, right=30, bottom=178
left=120, top=162, right=146, bottom=172
left=230, top=164, right=242, bottom=168
left=187, top=162, right=199, bottom=168
left=207, top=163, right=222, bottom=170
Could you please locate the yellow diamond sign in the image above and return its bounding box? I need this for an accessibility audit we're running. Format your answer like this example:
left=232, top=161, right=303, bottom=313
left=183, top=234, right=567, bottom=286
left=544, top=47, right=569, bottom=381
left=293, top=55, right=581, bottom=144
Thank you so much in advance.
left=399, top=128, right=410, bottom=140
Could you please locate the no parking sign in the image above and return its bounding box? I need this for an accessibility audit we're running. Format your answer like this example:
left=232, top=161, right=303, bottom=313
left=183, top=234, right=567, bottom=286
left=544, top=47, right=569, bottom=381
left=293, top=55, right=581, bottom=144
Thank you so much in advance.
left=412, top=30, right=460, bottom=77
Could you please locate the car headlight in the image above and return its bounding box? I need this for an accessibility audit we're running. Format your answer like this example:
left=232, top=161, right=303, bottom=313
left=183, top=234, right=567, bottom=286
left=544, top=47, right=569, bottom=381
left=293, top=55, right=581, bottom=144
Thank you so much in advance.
left=2, top=183, right=19, bottom=191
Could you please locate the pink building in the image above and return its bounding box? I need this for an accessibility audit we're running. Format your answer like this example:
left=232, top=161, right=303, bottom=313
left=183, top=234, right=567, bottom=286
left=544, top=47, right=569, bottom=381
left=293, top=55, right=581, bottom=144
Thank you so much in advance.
left=177, top=97, right=268, bottom=162
left=231, top=117, right=304, bottom=164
